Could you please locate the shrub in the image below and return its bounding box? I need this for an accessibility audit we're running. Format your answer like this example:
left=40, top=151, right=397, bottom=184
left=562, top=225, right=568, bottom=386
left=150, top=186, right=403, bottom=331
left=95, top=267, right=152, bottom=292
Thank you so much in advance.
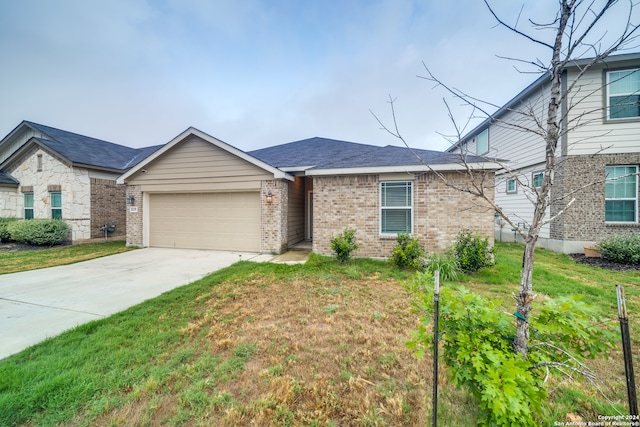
left=7, top=219, right=69, bottom=246
left=453, top=229, right=493, bottom=272
left=424, top=251, right=461, bottom=282
left=598, top=235, right=640, bottom=264
left=0, top=217, right=18, bottom=242
left=390, top=233, right=425, bottom=269
left=330, top=228, right=359, bottom=263
left=406, top=275, right=612, bottom=426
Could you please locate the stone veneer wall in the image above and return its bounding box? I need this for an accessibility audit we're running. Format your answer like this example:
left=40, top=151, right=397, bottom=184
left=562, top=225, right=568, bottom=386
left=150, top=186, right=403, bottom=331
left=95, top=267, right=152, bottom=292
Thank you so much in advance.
left=312, top=172, right=494, bottom=258
left=125, top=185, right=143, bottom=247
left=551, top=153, right=640, bottom=242
left=90, top=178, right=127, bottom=239
left=10, top=148, right=91, bottom=241
left=0, top=187, right=18, bottom=217
left=261, top=180, right=288, bottom=253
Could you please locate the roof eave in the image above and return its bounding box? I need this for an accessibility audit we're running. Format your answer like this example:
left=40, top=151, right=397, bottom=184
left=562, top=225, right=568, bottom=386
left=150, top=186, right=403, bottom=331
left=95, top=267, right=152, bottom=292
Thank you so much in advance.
left=117, top=127, right=294, bottom=184
left=305, top=162, right=502, bottom=176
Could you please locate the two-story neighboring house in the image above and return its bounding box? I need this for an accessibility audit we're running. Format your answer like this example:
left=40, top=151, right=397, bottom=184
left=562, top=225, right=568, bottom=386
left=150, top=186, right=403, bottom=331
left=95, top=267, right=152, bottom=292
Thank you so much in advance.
left=448, top=52, right=640, bottom=253
left=0, top=121, right=160, bottom=242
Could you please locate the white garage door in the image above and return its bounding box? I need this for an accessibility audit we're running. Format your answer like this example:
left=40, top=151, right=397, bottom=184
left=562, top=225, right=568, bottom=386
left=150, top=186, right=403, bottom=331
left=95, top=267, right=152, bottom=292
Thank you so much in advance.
left=149, top=192, right=260, bottom=251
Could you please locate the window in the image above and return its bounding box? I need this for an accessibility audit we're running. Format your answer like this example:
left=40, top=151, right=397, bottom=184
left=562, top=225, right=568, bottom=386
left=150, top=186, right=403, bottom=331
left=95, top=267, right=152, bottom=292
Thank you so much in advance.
left=380, top=181, right=412, bottom=234
left=532, top=171, right=544, bottom=189
left=24, top=193, right=34, bottom=219
left=476, top=129, right=489, bottom=155
left=506, top=178, right=517, bottom=194
left=605, top=165, right=637, bottom=222
left=607, top=69, right=640, bottom=119
left=51, top=191, right=62, bottom=219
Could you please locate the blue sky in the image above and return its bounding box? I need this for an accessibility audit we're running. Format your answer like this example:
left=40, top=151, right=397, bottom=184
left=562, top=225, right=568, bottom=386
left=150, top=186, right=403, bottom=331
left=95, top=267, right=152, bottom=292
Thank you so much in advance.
left=0, top=1, right=636, bottom=151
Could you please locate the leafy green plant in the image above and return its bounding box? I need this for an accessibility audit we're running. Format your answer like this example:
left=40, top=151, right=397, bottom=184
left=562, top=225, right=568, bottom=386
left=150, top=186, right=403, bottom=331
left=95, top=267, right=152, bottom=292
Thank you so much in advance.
left=406, top=273, right=612, bottom=426
left=597, top=234, right=640, bottom=264
left=389, top=233, right=425, bottom=269
left=424, top=251, right=461, bottom=282
left=0, top=217, right=18, bottom=242
left=330, top=227, right=359, bottom=263
left=7, top=219, right=69, bottom=246
left=453, top=229, right=493, bottom=272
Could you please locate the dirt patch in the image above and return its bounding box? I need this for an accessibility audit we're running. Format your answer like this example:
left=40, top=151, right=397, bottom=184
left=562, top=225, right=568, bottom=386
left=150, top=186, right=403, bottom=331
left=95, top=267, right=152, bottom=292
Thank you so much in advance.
left=569, top=254, right=640, bottom=272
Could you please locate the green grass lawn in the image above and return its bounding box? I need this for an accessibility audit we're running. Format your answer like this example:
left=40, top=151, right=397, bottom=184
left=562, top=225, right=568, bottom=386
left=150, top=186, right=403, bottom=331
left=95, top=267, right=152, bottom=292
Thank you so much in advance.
left=0, top=242, right=638, bottom=426
left=0, top=241, right=134, bottom=274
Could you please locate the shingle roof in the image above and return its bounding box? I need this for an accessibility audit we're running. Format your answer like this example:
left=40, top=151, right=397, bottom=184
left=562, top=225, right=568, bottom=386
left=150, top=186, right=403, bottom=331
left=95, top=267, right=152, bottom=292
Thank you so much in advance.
left=249, top=137, right=486, bottom=170
left=0, top=171, right=18, bottom=186
left=24, top=122, right=161, bottom=171
left=248, top=137, right=380, bottom=169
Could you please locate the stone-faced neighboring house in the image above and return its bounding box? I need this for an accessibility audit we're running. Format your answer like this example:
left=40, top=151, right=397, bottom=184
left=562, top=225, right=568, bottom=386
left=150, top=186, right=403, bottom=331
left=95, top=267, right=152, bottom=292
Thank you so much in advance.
left=0, top=121, right=160, bottom=241
left=118, top=127, right=499, bottom=257
left=447, top=52, right=640, bottom=253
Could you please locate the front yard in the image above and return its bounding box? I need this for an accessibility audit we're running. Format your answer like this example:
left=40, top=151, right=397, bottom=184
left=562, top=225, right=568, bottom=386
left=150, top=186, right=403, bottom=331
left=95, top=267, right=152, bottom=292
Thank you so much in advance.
left=0, top=242, right=638, bottom=425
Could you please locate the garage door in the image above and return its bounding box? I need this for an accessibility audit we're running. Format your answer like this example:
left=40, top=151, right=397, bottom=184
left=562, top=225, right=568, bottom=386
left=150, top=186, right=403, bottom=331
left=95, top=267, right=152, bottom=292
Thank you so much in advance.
left=149, top=192, right=260, bottom=251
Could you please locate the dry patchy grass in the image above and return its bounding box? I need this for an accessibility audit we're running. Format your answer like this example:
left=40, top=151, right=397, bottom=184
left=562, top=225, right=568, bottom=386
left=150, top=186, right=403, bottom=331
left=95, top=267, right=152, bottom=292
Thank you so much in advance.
left=85, top=271, right=447, bottom=426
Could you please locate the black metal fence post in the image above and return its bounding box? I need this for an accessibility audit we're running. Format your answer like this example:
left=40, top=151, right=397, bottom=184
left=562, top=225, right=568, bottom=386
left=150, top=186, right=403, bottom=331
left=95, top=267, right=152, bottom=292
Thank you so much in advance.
left=432, top=270, right=440, bottom=427
left=617, top=285, right=638, bottom=417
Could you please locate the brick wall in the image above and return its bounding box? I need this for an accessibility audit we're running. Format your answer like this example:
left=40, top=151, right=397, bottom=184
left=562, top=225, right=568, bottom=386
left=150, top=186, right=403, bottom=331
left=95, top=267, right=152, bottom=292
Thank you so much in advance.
left=551, top=153, right=640, bottom=241
left=261, top=180, right=288, bottom=253
left=125, top=185, right=143, bottom=247
left=312, top=172, right=494, bottom=258
left=90, top=178, right=127, bottom=239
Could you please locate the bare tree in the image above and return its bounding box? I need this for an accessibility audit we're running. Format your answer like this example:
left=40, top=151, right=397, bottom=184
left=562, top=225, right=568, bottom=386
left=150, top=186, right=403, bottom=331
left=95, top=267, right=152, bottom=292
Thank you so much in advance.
left=375, top=0, right=640, bottom=358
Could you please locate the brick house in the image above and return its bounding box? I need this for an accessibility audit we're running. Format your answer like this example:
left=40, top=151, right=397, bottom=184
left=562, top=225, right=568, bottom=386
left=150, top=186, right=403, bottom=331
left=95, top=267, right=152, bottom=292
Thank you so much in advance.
left=0, top=121, right=160, bottom=242
left=447, top=52, right=640, bottom=253
left=119, top=127, right=498, bottom=257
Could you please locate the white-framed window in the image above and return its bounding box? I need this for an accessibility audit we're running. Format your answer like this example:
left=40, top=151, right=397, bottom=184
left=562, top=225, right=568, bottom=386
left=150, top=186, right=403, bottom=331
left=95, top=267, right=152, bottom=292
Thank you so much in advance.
left=532, top=171, right=544, bottom=189
left=607, top=69, right=640, bottom=120
left=460, top=140, right=468, bottom=155
left=605, top=165, right=638, bottom=222
left=506, top=178, right=517, bottom=194
left=380, top=181, right=413, bottom=235
left=476, top=129, right=489, bottom=155
left=24, top=193, right=34, bottom=219
left=51, top=191, right=62, bottom=219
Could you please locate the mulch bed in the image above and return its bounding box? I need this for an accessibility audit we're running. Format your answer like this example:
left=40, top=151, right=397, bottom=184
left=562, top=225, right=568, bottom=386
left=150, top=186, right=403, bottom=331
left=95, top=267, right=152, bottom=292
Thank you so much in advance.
left=568, top=253, right=640, bottom=272
left=0, top=242, right=71, bottom=252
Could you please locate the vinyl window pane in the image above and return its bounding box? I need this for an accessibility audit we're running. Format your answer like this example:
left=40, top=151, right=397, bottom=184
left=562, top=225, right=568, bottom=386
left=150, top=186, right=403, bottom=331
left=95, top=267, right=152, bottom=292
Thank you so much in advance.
left=476, top=129, right=488, bottom=154
left=381, top=210, right=411, bottom=234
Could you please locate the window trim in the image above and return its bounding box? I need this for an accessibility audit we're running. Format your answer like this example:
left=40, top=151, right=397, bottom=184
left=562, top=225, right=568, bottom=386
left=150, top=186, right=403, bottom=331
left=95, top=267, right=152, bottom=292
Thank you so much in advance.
left=24, top=193, right=34, bottom=220
left=50, top=191, right=62, bottom=219
left=379, top=181, right=413, bottom=236
left=605, top=165, right=638, bottom=223
left=532, top=171, right=544, bottom=189
left=506, top=178, right=517, bottom=194
left=605, top=68, right=640, bottom=122
left=476, top=129, right=489, bottom=155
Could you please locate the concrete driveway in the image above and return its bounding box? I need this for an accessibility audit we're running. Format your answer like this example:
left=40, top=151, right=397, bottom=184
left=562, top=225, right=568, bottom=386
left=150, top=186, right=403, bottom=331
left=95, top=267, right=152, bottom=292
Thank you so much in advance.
left=0, top=248, right=274, bottom=360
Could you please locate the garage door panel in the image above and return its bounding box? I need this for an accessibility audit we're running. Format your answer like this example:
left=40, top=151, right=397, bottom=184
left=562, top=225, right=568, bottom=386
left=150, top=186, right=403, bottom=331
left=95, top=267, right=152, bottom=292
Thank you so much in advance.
left=149, top=192, right=260, bottom=251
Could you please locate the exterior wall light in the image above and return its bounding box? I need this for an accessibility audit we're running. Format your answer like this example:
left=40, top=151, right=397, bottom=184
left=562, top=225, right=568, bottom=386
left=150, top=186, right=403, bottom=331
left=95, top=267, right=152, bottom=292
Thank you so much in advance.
left=127, top=194, right=136, bottom=205
left=266, top=191, right=273, bottom=203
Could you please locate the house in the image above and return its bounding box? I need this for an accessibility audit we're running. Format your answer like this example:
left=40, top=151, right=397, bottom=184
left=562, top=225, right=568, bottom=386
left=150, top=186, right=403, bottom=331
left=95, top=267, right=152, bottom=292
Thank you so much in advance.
left=0, top=121, right=161, bottom=241
left=447, top=52, right=640, bottom=253
left=118, top=127, right=499, bottom=257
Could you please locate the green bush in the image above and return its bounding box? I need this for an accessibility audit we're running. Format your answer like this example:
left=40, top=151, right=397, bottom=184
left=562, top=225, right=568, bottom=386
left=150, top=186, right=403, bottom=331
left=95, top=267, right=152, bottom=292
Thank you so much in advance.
left=453, top=229, right=494, bottom=272
left=598, top=235, right=640, bottom=264
left=330, top=228, right=359, bottom=263
left=7, top=219, right=69, bottom=246
left=424, top=251, right=461, bottom=282
left=390, top=233, right=425, bottom=269
left=0, top=217, right=18, bottom=242
left=406, top=275, right=612, bottom=426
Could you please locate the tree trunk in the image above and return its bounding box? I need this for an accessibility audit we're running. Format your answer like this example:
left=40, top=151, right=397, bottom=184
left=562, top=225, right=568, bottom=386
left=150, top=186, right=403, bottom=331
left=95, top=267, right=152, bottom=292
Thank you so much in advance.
left=514, top=236, right=536, bottom=357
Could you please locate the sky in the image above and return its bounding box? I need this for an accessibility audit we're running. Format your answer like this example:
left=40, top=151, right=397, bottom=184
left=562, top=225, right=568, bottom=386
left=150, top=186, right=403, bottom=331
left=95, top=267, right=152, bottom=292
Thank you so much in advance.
left=0, top=0, right=637, bottom=152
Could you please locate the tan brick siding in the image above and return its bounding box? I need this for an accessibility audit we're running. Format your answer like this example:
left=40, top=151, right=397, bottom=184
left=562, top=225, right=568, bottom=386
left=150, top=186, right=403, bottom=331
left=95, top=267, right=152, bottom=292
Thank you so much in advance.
left=261, top=180, right=288, bottom=253
left=125, top=185, right=143, bottom=247
left=312, top=172, right=494, bottom=258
